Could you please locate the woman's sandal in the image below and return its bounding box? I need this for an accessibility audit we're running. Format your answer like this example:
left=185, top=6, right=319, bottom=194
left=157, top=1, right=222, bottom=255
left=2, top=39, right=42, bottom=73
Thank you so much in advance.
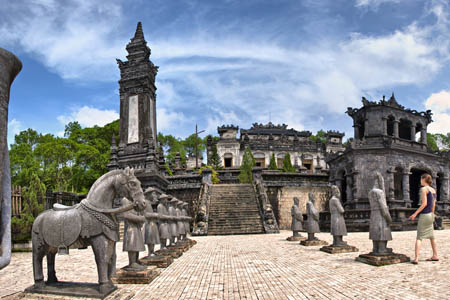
left=411, top=261, right=418, bottom=265
left=425, top=258, right=439, bottom=261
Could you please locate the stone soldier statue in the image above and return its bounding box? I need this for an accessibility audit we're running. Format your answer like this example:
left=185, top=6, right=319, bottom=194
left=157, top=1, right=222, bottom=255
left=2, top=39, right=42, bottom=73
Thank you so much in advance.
left=120, top=197, right=146, bottom=271
left=168, top=197, right=179, bottom=245
left=176, top=200, right=185, bottom=243
left=157, top=194, right=171, bottom=250
left=181, top=202, right=190, bottom=238
left=305, top=192, right=320, bottom=241
left=143, top=187, right=160, bottom=257
left=368, top=172, right=393, bottom=255
left=329, top=185, right=347, bottom=246
left=291, top=197, right=304, bottom=237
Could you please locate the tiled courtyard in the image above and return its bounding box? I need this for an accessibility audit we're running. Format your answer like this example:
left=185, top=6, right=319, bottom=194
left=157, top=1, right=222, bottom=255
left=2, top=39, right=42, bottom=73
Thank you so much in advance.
left=1, top=230, right=450, bottom=300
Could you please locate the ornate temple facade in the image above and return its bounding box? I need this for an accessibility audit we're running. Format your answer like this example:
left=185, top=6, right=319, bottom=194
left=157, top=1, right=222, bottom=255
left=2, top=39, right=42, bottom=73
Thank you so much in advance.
left=326, top=94, right=450, bottom=229
left=207, top=123, right=345, bottom=172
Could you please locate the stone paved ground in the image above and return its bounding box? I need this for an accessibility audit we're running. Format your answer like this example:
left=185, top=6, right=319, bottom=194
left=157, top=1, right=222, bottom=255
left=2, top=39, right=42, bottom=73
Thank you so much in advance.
left=1, top=230, right=450, bottom=300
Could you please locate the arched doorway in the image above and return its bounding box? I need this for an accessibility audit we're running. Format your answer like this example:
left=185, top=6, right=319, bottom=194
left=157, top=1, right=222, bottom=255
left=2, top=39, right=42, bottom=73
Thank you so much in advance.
left=224, top=153, right=233, bottom=168
left=254, top=152, right=266, bottom=168
left=409, top=168, right=428, bottom=208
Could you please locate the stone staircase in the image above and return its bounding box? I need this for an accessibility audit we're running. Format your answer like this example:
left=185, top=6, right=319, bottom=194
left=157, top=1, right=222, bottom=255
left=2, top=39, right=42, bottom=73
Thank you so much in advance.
left=207, top=184, right=265, bottom=235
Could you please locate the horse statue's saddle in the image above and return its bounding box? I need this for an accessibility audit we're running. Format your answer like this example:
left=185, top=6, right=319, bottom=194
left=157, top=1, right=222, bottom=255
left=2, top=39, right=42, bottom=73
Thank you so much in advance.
left=42, top=205, right=82, bottom=249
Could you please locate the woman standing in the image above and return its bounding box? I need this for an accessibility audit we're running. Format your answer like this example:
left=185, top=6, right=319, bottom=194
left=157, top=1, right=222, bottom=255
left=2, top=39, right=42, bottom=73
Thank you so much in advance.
left=409, top=173, right=439, bottom=264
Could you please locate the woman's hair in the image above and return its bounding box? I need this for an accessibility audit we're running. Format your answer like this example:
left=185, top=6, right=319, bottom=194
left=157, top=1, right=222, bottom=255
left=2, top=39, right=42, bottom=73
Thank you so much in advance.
left=421, top=173, right=433, bottom=185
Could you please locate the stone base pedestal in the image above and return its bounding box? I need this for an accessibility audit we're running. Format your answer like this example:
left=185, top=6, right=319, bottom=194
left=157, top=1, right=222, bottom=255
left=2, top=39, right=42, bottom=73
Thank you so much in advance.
left=140, top=255, right=173, bottom=268
left=320, top=244, right=359, bottom=254
left=356, top=253, right=410, bottom=266
left=112, top=266, right=161, bottom=284
left=300, top=239, right=328, bottom=246
left=286, top=235, right=307, bottom=241
left=171, top=242, right=190, bottom=252
left=156, top=248, right=183, bottom=259
left=24, top=281, right=117, bottom=299
left=186, top=239, right=197, bottom=246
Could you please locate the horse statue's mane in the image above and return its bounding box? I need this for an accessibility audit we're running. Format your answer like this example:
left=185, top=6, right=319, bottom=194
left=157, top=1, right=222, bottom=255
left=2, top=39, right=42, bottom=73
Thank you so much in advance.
left=87, top=169, right=128, bottom=199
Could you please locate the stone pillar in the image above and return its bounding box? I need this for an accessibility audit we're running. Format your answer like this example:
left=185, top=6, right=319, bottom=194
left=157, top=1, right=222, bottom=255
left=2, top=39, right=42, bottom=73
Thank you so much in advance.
left=386, top=167, right=395, bottom=203
left=364, top=119, right=369, bottom=137
left=420, top=128, right=427, bottom=144
left=201, top=168, right=212, bottom=185
left=382, top=117, right=387, bottom=136
left=393, top=120, right=399, bottom=138
left=440, top=174, right=449, bottom=203
left=352, top=171, right=359, bottom=203
left=410, top=125, right=416, bottom=142
left=346, top=175, right=353, bottom=202
left=402, top=172, right=411, bottom=208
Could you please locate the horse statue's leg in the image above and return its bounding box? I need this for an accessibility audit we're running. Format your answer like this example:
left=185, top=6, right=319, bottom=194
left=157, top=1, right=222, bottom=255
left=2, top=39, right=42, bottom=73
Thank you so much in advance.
left=31, top=216, right=47, bottom=288
left=46, top=249, right=58, bottom=283
left=31, top=232, right=46, bottom=287
left=90, top=235, right=115, bottom=293
left=108, top=242, right=117, bottom=279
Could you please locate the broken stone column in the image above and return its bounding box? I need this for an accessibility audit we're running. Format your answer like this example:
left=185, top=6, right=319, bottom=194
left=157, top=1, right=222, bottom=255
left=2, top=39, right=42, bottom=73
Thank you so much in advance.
left=0, top=48, right=22, bottom=270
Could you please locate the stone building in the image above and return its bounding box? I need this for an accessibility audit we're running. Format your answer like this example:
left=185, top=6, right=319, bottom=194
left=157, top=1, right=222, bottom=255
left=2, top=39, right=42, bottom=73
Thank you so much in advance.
left=107, top=22, right=168, bottom=191
left=207, top=123, right=345, bottom=172
left=326, top=94, right=450, bottom=229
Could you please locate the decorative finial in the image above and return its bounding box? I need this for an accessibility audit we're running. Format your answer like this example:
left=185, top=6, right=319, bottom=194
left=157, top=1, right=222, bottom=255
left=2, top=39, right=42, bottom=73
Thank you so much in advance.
left=134, top=22, right=144, bottom=40
left=111, top=134, right=116, bottom=146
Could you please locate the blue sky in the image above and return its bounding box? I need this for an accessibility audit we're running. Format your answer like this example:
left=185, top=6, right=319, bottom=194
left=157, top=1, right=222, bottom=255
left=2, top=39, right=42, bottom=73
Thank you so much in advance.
left=2, top=0, right=450, bottom=147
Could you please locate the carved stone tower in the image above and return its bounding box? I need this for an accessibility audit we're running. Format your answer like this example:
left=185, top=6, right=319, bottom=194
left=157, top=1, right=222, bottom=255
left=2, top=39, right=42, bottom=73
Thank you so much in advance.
left=108, top=22, right=168, bottom=190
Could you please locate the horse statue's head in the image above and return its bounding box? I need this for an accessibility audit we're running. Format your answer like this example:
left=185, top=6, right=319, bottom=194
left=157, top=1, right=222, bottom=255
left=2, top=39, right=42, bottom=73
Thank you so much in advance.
left=86, top=167, right=146, bottom=211
left=117, top=167, right=146, bottom=212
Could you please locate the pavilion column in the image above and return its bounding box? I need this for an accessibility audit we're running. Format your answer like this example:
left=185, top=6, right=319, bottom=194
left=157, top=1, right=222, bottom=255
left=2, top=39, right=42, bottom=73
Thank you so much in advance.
left=393, top=120, right=399, bottom=138
left=420, top=128, right=427, bottom=144
left=386, top=167, right=395, bottom=203
left=402, top=171, right=411, bottom=208
left=410, top=125, right=416, bottom=142
left=382, top=117, right=387, bottom=136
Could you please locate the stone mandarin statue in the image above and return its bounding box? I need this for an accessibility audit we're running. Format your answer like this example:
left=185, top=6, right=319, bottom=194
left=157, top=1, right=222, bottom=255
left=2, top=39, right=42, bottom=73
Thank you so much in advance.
left=157, top=194, right=171, bottom=250
left=168, top=197, right=179, bottom=245
left=121, top=197, right=146, bottom=271
left=0, top=48, right=22, bottom=270
left=181, top=202, right=191, bottom=239
left=368, top=172, right=393, bottom=255
left=329, top=185, right=348, bottom=246
left=305, top=192, right=320, bottom=241
left=176, top=200, right=185, bottom=243
left=143, top=187, right=160, bottom=258
left=287, top=197, right=304, bottom=241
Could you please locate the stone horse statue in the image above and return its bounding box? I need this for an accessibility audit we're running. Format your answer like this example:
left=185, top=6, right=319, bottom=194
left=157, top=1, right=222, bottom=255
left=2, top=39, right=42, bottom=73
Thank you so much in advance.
left=31, top=167, right=146, bottom=293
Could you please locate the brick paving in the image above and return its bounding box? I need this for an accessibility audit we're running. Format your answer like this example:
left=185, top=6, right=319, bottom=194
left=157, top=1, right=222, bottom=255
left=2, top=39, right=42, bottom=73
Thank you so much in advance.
left=1, top=230, right=450, bottom=300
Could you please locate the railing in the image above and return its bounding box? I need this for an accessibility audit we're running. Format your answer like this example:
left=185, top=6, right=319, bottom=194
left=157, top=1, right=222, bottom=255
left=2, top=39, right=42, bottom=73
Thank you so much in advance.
left=192, top=169, right=213, bottom=235
left=252, top=169, right=279, bottom=233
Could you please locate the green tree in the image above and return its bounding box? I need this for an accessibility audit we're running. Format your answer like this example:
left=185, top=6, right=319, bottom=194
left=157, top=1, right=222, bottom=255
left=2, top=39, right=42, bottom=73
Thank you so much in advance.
left=238, top=147, right=255, bottom=183
left=427, top=133, right=439, bottom=152
left=282, top=153, right=296, bottom=173
left=310, top=130, right=327, bottom=143
left=209, top=144, right=222, bottom=170
left=268, top=153, right=277, bottom=170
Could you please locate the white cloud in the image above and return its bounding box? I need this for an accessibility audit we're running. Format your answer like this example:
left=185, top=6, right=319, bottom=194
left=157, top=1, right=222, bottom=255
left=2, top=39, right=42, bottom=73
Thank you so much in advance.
left=7, top=119, right=23, bottom=147
left=57, top=106, right=119, bottom=127
left=0, top=0, right=126, bottom=81
left=157, top=108, right=189, bottom=133
left=355, top=0, right=404, bottom=9
left=424, top=90, right=450, bottom=134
